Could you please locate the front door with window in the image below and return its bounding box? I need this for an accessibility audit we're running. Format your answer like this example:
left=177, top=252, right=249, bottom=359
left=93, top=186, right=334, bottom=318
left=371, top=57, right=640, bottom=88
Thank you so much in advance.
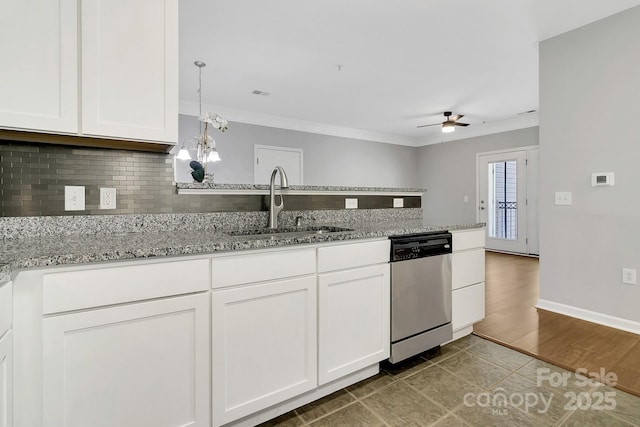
left=478, top=151, right=528, bottom=253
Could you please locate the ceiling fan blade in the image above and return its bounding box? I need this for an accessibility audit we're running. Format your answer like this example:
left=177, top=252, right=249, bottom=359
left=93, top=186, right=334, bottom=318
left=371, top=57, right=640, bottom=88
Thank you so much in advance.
left=453, top=122, right=470, bottom=127
left=450, top=114, right=464, bottom=122
left=417, top=123, right=442, bottom=128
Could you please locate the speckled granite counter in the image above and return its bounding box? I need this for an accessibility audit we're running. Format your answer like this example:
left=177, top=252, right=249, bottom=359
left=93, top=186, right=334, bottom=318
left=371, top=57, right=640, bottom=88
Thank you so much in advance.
left=0, top=218, right=483, bottom=282
left=176, top=183, right=426, bottom=193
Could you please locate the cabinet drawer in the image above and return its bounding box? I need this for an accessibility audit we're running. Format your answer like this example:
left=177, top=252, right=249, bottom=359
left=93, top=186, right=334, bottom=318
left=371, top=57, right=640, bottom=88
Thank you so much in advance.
left=452, top=249, right=485, bottom=290
left=318, top=240, right=389, bottom=273
left=0, top=281, right=11, bottom=337
left=452, top=282, right=485, bottom=332
left=211, top=248, right=315, bottom=289
left=42, top=259, right=209, bottom=314
left=452, top=229, right=485, bottom=252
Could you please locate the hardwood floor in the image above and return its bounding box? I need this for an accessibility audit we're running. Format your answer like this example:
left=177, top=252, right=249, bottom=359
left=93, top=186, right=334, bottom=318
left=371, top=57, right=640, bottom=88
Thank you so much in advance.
left=474, top=251, right=640, bottom=397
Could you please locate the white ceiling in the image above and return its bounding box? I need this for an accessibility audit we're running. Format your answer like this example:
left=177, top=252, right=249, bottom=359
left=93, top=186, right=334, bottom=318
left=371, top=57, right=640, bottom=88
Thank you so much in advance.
left=179, top=0, right=640, bottom=147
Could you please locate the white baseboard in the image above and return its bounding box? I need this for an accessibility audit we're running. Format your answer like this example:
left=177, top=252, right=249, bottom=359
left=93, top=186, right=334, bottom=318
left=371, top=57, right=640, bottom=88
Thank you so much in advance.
left=536, top=299, right=640, bottom=335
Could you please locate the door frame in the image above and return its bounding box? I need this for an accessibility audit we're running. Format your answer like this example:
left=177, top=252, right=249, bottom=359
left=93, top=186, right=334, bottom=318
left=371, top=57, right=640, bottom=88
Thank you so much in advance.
left=253, top=144, right=304, bottom=185
left=475, top=145, right=539, bottom=255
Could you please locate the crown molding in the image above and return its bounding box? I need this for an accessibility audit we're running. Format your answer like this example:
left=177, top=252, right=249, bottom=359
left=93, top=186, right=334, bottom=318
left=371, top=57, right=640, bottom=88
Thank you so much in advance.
left=179, top=100, right=419, bottom=147
left=180, top=100, right=539, bottom=148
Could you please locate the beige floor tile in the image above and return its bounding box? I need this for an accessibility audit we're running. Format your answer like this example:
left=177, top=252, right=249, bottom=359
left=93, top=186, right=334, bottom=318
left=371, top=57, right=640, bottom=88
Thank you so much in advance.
left=516, top=358, right=573, bottom=383
left=363, top=381, right=446, bottom=426
left=422, top=343, right=461, bottom=364
left=345, top=371, right=397, bottom=399
left=466, top=339, right=533, bottom=372
left=560, top=408, right=635, bottom=427
left=492, top=373, right=573, bottom=426
left=381, top=355, right=432, bottom=379
left=438, top=351, right=511, bottom=389
left=295, top=389, right=355, bottom=423
left=594, top=386, right=640, bottom=426
left=430, top=413, right=470, bottom=426
left=309, top=402, right=385, bottom=427
left=454, top=402, right=540, bottom=426
left=403, top=364, right=482, bottom=411
left=448, top=334, right=484, bottom=350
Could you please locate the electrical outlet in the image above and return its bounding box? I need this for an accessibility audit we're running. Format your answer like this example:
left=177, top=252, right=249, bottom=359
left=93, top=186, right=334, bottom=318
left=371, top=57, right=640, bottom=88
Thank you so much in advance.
left=555, top=191, right=572, bottom=205
left=100, top=187, right=117, bottom=209
left=393, top=198, right=404, bottom=208
left=64, top=186, right=85, bottom=211
left=345, top=198, right=358, bottom=209
left=622, top=268, right=637, bottom=285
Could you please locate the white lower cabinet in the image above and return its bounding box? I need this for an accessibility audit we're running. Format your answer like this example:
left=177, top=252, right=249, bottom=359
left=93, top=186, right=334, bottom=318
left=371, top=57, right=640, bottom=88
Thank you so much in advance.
left=452, top=282, right=486, bottom=332
left=0, top=330, right=12, bottom=427
left=212, top=276, right=317, bottom=426
left=451, top=229, right=486, bottom=338
left=42, top=292, right=210, bottom=427
left=0, top=280, right=11, bottom=427
left=318, top=264, right=390, bottom=385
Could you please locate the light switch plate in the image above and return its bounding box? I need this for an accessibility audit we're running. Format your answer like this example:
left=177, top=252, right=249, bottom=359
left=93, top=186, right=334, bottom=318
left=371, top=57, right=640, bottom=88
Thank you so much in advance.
left=345, top=198, right=358, bottom=209
left=100, top=187, right=117, bottom=209
left=65, top=186, right=85, bottom=211
left=393, top=198, right=404, bottom=208
left=555, top=191, right=572, bottom=205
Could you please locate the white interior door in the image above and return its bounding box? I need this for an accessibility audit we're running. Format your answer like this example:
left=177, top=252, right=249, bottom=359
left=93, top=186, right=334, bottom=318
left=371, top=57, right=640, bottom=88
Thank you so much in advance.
left=478, top=150, right=528, bottom=253
left=254, top=145, right=303, bottom=185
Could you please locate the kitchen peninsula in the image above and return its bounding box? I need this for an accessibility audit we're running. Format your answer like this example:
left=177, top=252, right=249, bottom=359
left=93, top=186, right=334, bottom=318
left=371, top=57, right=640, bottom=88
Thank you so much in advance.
left=1, top=199, right=484, bottom=427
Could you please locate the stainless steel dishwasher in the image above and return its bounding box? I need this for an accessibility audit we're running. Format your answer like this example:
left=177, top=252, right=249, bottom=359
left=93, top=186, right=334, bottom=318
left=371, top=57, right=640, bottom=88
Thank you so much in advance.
left=389, top=232, right=453, bottom=363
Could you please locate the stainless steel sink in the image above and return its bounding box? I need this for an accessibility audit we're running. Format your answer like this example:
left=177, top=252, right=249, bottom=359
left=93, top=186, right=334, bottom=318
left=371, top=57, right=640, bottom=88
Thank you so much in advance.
left=223, top=225, right=354, bottom=237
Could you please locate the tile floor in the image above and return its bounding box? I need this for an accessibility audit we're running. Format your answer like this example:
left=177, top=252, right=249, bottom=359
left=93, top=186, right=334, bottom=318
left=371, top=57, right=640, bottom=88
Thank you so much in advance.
left=259, top=335, right=640, bottom=426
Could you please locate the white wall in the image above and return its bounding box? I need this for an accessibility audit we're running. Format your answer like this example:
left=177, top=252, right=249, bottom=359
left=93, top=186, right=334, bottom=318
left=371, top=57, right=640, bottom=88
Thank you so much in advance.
left=539, top=6, right=640, bottom=322
left=175, top=115, right=419, bottom=187
left=416, top=127, right=539, bottom=223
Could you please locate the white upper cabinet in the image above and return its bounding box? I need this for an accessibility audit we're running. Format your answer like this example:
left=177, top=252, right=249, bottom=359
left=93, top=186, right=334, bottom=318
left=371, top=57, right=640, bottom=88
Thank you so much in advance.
left=80, top=0, right=178, bottom=143
left=0, top=0, right=178, bottom=144
left=0, top=0, right=78, bottom=133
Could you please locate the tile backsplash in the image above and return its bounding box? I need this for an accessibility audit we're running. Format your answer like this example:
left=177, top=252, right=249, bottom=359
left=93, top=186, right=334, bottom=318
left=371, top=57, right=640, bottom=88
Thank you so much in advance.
left=0, top=141, right=420, bottom=217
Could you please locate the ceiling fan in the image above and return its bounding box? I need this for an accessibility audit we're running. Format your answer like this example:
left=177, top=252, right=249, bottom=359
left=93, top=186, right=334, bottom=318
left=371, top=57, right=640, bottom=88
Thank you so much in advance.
left=417, top=111, right=470, bottom=133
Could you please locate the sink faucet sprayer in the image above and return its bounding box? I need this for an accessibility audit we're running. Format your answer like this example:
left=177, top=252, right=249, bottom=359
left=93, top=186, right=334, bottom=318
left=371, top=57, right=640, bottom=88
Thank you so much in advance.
left=268, top=166, right=289, bottom=229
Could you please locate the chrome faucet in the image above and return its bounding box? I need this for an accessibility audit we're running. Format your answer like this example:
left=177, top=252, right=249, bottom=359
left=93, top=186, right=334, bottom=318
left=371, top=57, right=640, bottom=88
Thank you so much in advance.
left=268, top=166, right=289, bottom=229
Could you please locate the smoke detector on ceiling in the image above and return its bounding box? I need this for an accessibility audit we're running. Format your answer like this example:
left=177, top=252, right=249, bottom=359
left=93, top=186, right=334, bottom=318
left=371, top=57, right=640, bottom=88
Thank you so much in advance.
left=252, top=90, right=270, bottom=96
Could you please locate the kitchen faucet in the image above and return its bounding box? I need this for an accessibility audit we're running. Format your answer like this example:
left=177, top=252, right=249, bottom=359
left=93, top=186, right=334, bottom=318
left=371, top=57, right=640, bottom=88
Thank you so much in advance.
left=268, top=166, right=289, bottom=229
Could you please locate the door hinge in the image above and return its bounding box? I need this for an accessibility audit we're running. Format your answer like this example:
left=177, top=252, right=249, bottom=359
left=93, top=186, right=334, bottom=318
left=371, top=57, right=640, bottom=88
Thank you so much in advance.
left=526, top=159, right=528, bottom=165
left=257, top=157, right=259, bottom=165
left=526, top=238, right=528, bottom=244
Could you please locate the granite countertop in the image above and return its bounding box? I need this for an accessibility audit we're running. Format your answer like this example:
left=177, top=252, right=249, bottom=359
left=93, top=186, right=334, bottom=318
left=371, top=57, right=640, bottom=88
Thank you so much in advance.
left=176, top=183, right=427, bottom=193
left=0, top=220, right=483, bottom=283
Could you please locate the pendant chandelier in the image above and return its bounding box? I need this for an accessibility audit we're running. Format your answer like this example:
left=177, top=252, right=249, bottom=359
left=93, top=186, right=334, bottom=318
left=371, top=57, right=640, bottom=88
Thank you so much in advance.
left=176, top=61, right=228, bottom=182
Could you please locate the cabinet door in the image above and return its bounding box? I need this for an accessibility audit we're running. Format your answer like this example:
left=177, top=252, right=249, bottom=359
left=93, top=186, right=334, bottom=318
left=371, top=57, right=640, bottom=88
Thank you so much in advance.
left=318, top=264, right=390, bottom=385
left=42, top=293, right=210, bottom=427
left=452, top=282, right=486, bottom=332
left=452, top=249, right=485, bottom=290
left=212, top=276, right=317, bottom=426
left=0, top=331, right=12, bottom=427
left=0, top=0, right=78, bottom=133
left=81, top=0, right=178, bottom=143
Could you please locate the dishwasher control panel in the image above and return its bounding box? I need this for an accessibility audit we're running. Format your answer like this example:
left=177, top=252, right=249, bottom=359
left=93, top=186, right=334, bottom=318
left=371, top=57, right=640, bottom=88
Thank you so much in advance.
left=389, top=232, right=452, bottom=262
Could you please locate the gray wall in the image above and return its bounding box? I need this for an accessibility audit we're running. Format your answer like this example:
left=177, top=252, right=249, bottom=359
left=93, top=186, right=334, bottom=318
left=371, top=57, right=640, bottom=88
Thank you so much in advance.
left=176, top=115, right=420, bottom=187
left=416, top=127, right=539, bottom=223
left=539, top=6, right=640, bottom=321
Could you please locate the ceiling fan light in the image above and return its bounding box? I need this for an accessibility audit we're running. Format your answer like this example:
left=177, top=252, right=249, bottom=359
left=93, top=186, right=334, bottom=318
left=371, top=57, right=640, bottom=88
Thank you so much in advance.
left=442, top=123, right=455, bottom=133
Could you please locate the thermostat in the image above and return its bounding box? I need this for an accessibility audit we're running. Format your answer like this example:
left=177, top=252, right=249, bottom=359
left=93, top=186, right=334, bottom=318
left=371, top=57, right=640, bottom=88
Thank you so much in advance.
left=591, top=172, right=614, bottom=186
